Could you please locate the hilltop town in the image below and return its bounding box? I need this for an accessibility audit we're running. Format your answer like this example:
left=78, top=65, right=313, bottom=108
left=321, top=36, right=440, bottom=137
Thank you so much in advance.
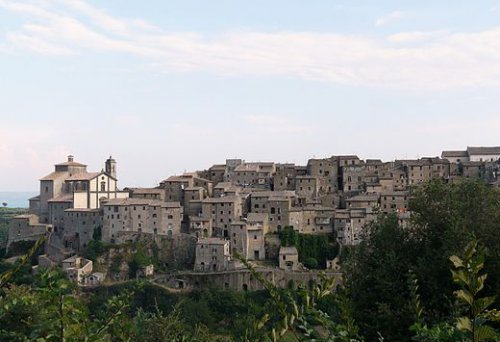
left=6, top=147, right=500, bottom=290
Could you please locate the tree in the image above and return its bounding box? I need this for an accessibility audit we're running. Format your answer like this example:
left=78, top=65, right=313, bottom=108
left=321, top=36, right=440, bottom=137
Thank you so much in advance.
left=344, top=213, right=416, bottom=341
left=1, top=203, right=6, bottom=208
left=409, top=179, right=500, bottom=320
left=345, top=179, right=500, bottom=341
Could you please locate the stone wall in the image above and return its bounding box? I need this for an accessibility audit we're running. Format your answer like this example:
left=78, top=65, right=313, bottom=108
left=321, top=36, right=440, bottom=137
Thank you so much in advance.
left=96, top=232, right=197, bottom=280
left=155, top=267, right=341, bottom=292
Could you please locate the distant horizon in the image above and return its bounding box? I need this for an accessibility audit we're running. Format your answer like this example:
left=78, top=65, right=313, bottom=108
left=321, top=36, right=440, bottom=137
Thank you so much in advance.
left=0, top=191, right=37, bottom=208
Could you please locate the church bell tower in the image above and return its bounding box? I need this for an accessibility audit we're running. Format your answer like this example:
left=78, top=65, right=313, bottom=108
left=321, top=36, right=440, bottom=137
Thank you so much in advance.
left=105, top=156, right=117, bottom=179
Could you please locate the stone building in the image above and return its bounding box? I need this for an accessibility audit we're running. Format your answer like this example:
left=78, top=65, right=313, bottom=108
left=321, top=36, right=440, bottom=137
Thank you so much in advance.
left=404, top=159, right=433, bottom=185
left=194, top=238, right=231, bottom=272
left=213, top=182, right=240, bottom=197
left=207, top=164, right=226, bottom=184
left=102, top=198, right=182, bottom=243
left=295, top=176, right=319, bottom=201
left=232, top=162, right=276, bottom=189
left=229, top=219, right=265, bottom=261
left=160, top=175, right=193, bottom=204
left=201, top=196, right=243, bottom=238
left=63, top=208, right=101, bottom=251
left=273, top=163, right=298, bottom=191
left=334, top=208, right=375, bottom=245
left=290, top=205, right=335, bottom=234
left=380, top=191, right=409, bottom=214
left=462, top=161, right=485, bottom=179
left=337, top=155, right=361, bottom=167
left=250, top=191, right=296, bottom=233
left=342, top=164, right=366, bottom=193
left=7, top=215, right=51, bottom=250
left=62, top=255, right=93, bottom=284
left=346, top=194, right=380, bottom=210
left=307, top=158, right=339, bottom=193
left=30, top=155, right=128, bottom=224
left=442, top=150, right=470, bottom=164
left=279, top=247, right=299, bottom=271
left=188, top=216, right=213, bottom=238
left=127, top=188, right=164, bottom=201
left=467, top=146, right=500, bottom=162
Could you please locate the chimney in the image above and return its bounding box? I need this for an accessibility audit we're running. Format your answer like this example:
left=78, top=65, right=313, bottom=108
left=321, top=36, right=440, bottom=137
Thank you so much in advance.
left=68, top=155, right=74, bottom=162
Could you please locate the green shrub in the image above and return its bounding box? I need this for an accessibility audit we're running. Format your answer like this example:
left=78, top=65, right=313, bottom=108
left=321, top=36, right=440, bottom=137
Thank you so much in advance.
left=303, top=257, right=319, bottom=269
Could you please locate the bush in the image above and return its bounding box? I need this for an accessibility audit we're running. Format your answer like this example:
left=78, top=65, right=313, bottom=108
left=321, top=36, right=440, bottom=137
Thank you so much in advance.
left=84, top=240, right=106, bottom=261
left=303, top=257, right=319, bottom=269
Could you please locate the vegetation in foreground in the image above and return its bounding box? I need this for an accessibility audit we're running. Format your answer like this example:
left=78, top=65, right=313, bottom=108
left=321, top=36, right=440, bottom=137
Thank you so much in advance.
left=0, top=179, right=500, bottom=341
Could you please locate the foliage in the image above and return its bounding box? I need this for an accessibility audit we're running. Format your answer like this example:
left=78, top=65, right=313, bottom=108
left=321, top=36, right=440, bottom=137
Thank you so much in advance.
left=345, top=179, right=500, bottom=341
left=0, top=236, right=46, bottom=289
left=235, top=252, right=362, bottom=342
left=303, top=257, right=319, bottom=269
left=92, top=225, right=102, bottom=241
left=280, top=227, right=339, bottom=268
left=450, top=239, right=499, bottom=341
left=343, top=213, right=416, bottom=340
left=128, top=244, right=152, bottom=278
left=409, top=179, right=500, bottom=310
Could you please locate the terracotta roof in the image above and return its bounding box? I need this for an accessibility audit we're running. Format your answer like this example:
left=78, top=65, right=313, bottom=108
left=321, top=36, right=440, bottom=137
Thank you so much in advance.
left=64, top=208, right=99, bottom=212
left=103, top=198, right=163, bottom=206
left=40, top=171, right=68, bottom=181
left=381, top=191, right=409, bottom=197
left=209, top=164, right=226, bottom=171
left=127, top=187, right=162, bottom=194
left=442, top=150, right=468, bottom=158
left=161, top=175, right=193, bottom=183
left=162, top=202, right=181, bottom=208
left=337, top=155, right=360, bottom=160
left=47, top=194, right=74, bottom=203
left=467, top=146, right=500, bottom=155
left=66, top=172, right=101, bottom=181
left=184, top=186, right=205, bottom=191
left=302, top=205, right=336, bottom=211
left=197, top=238, right=228, bottom=245
left=251, top=190, right=295, bottom=198
left=214, top=182, right=232, bottom=189
left=280, top=246, right=298, bottom=255
left=347, top=194, right=380, bottom=202
left=55, top=161, right=86, bottom=167
left=203, top=196, right=239, bottom=203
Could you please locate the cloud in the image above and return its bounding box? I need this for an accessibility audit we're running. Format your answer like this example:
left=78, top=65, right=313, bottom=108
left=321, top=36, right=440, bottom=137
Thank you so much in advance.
left=0, top=1, right=500, bottom=89
left=375, top=10, right=405, bottom=27
left=387, top=30, right=449, bottom=43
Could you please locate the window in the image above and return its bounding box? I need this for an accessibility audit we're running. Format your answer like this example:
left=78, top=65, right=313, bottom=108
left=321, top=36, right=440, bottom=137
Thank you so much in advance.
left=101, top=182, right=106, bottom=191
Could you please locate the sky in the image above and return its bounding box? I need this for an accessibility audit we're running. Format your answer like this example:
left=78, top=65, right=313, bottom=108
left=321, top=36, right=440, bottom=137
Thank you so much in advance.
left=1, top=0, right=500, bottom=191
